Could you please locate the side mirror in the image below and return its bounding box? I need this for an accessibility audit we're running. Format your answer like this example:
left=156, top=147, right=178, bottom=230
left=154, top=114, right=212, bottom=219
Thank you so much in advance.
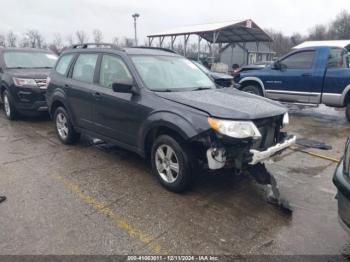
left=112, top=79, right=136, bottom=94
left=273, top=61, right=282, bottom=70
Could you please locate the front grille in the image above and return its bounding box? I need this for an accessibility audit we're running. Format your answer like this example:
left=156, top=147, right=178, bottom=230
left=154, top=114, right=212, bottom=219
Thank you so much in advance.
left=253, top=116, right=283, bottom=150
left=34, top=79, right=47, bottom=89
left=215, top=79, right=232, bottom=87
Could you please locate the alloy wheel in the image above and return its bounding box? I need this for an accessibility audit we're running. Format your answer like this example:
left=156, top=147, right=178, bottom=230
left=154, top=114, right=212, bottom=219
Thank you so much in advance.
left=56, top=112, right=69, bottom=140
left=155, top=144, right=180, bottom=183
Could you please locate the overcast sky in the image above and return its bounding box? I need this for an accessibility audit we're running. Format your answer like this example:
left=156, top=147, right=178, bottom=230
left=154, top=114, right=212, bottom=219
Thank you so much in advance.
left=1, top=0, right=349, bottom=44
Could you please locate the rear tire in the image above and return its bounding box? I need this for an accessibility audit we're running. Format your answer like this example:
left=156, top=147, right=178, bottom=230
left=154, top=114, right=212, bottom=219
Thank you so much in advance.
left=2, top=90, right=18, bottom=120
left=241, top=85, right=263, bottom=96
left=346, top=102, right=350, bottom=123
left=54, top=106, right=80, bottom=145
left=151, top=135, right=194, bottom=193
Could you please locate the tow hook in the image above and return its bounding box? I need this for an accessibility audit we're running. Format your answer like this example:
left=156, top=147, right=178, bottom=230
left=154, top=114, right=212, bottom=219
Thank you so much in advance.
left=249, top=163, right=293, bottom=215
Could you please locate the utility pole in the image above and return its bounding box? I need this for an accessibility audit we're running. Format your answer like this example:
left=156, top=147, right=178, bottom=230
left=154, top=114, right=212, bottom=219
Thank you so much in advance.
left=132, top=13, right=140, bottom=46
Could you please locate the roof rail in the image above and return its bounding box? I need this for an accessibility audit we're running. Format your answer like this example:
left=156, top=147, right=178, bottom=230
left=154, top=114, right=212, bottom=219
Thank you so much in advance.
left=130, top=46, right=178, bottom=54
left=69, top=43, right=124, bottom=51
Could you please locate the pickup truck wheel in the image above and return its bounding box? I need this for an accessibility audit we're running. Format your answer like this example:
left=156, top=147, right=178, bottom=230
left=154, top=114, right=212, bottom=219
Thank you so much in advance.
left=54, top=107, right=80, bottom=145
left=346, top=103, right=350, bottom=123
left=151, top=135, right=194, bottom=193
left=2, top=90, right=18, bottom=120
left=241, top=85, right=263, bottom=96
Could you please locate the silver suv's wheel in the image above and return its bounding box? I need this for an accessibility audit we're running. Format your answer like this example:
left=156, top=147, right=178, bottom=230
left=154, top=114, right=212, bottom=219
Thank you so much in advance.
left=54, top=106, right=80, bottom=145
left=151, top=135, right=194, bottom=192
left=155, top=144, right=180, bottom=183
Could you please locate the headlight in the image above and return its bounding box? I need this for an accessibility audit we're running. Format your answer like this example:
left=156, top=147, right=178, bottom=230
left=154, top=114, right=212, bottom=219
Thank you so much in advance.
left=208, top=117, right=261, bottom=139
left=344, top=138, right=350, bottom=175
left=283, top=113, right=289, bottom=125
left=13, top=77, right=37, bottom=87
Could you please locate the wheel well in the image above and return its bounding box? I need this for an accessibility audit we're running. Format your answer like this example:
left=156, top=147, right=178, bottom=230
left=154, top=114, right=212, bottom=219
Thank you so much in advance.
left=241, top=80, right=261, bottom=89
left=144, top=126, right=185, bottom=158
left=344, top=92, right=350, bottom=107
left=0, top=85, right=6, bottom=99
left=50, top=100, right=65, bottom=117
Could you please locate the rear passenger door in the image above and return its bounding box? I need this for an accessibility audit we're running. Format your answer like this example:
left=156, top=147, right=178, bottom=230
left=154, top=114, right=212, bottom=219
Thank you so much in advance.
left=92, top=54, right=140, bottom=146
left=67, top=53, right=98, bottom=130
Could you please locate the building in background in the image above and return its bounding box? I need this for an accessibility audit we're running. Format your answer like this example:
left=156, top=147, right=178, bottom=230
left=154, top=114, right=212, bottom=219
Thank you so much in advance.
left=219, top=42, right=275, bottom=68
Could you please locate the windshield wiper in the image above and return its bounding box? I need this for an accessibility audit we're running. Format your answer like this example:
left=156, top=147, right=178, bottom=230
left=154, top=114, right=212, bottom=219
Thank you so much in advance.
left=191, top=87, right=212, bottom=91
left=154, top=89, right=173, bottom=92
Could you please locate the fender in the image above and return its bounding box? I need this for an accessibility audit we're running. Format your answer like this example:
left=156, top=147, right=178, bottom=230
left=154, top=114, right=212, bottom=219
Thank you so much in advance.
left=239, top=77, right=266, bottom=96
left=49, top=90, right=78, bottom=127
left=138, top=111, right=208, bottom=154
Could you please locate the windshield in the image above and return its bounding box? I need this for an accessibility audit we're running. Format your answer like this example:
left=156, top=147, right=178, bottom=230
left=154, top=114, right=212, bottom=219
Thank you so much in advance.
left=4, top=51, right=58, bottom=69
left=192, top=61, right=210, bottom=74
left=131, top=56, right=215, bottom=92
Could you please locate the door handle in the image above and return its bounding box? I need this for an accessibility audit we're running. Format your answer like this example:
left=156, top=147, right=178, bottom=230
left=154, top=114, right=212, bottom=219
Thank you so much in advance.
left=64, top=84, right=70, bottom=88
left=302, top=73, right=312, bottom=77
left=93, top=92, right=102, bottom=99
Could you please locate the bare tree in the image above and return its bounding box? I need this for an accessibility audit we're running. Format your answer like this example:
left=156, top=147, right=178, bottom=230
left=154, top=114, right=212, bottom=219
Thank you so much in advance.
left=122, top=37, right=134, bottom=47
left=308, top=24, right=328, bottom=40
left=112, top=37, right=119, bottom=46
left=0, top=34, right=5, bottom=47
left=6, top=31, right=17, bottom=47
left=75, top=30, right=88, bottom=44
left=49, top=33, right=64, bottom=54
left=92, top=29, right=103, bottom=43
left=19, top=35, right=30, bottom=48
left=328, top=10, right=350, bottom=39
left=26, top=30, right=45, bottom=48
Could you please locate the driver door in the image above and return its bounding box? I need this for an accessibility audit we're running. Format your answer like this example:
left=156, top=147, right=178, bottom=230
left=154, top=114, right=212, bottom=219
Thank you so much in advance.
left=265, top=50, right=322, bottom=104
left=92, top=54, right=143, bottom=147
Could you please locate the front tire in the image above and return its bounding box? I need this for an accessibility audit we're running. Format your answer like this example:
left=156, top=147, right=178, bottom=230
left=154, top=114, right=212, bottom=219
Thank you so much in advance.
left=2, top=90, right=18, bottom=120
left=151, top=135, right=194, bottom=193
left=346, top=102, right=350, bottom=123
left=241, top=85, right=263, bottom=96
left=54, top=106, right=80, bottom=145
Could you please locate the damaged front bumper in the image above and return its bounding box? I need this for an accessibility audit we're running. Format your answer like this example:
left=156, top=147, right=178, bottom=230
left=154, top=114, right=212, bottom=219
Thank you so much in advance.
left=249, top=135, right=296, bottom=165
left=205, top=134, right=296, bottom=170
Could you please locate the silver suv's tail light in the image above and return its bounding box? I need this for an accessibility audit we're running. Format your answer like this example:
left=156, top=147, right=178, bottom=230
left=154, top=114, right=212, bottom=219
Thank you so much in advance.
left=344, top=137, right=350, bottom=176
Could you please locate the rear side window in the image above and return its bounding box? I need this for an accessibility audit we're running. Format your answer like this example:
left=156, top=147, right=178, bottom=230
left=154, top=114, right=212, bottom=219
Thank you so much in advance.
left=99, top=55, right=133, bottom=88
left=281, top=51, right=315, bottom=69
left=328, top=48, right=349, bottom=69
left=72, top=54, right=98, bottom=83
left=55, top=54, right=74, bottom=75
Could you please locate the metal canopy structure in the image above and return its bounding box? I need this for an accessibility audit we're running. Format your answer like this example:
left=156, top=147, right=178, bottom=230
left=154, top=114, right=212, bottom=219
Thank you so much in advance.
left=147, top=19, right=272, bottom=63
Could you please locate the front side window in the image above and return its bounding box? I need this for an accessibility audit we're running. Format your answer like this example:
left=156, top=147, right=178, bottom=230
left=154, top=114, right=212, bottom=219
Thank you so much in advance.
left=56, top=54, right=74, bottom=75
left=99, top=55, right=132, bottom=88
left=328, top=48, right=349, bottom=69
left=281, top=51, right=315, bottom=69
left=4, top=51, right=57, bottom=69
left=72, top=54, right=98, bottom=83
left=131, top=56, right=215, bottom=92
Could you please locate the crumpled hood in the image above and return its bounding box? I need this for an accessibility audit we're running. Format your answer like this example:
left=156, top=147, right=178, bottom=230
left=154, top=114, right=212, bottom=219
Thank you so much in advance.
left=210, top=72, right=233, bottom=80
left=5, top=68, right=52, bottom=79
left=156, top=88, right=287, bottom=120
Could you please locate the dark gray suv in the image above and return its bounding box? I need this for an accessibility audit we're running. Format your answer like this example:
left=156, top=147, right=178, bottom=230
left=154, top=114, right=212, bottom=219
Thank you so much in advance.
left=46, top=43, right=295, bottom=192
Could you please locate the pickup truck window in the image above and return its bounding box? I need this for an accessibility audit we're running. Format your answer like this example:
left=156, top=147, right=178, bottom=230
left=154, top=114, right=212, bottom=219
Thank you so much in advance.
left=328, top=48, right=349, bottom=69
left=281, top=51, right=315, bottom=69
